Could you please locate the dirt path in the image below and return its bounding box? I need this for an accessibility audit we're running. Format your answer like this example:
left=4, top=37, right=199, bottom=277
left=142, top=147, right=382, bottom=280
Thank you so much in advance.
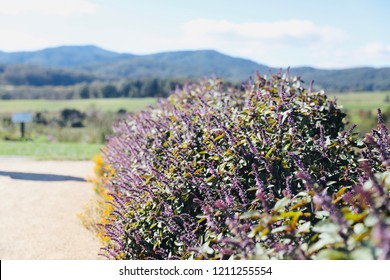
left=0, top=157, right=102, bottom=259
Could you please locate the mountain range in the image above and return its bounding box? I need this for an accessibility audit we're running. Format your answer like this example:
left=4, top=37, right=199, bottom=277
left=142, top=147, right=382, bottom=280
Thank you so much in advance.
left=1, top=45, right=389, bottom=92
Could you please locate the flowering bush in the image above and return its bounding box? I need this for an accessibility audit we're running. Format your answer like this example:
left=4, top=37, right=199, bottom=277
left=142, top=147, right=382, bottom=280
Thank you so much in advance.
left=98, top=72, right=389, bottom=259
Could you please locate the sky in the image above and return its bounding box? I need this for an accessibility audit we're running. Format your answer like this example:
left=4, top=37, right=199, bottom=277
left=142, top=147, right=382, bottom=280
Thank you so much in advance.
left=0, top=0, right=389, bottom=69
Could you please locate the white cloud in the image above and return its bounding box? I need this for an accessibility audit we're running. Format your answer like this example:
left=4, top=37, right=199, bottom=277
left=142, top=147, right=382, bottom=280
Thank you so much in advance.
left=174, top=18, right=347, bottom=67
left=361, top=42, right=390, bottom=57
left=97, top=19, right=389, bottom=68
left=297, top=42, right=390, bottom=69
left=0, top=28, right=54, bottom=51
left=181, top=19, right=345, bottom=47
left=0, top=0, right=98, bottom=16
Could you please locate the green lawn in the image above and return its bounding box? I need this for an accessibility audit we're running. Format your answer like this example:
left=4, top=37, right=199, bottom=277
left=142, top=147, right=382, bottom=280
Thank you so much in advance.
left=0, top=97, right=157, bottom=113
left=331, top=91, right=390, bottom=111
left=0, top=140, right=102, bottom=160
left=1, top=93, right=389, bottom=159
left=331, top=91, right=390, bottom=134
left=1, top=93, right=388, bottom=116
left=0, top=98, right=157, bottom=160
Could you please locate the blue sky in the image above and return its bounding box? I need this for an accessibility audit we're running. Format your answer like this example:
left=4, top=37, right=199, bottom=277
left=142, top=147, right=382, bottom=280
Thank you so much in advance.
left=0, top=0, right=389, bottom=68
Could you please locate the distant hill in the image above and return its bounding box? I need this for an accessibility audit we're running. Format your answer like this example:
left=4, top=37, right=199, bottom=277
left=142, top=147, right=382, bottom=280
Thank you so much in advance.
left=0, top=45, right=133, bottom=68
left=0, top=45, right=389, bottom=92
left=290, top=67, right=390, bottom=92
left=84, top=50, right=269, bottom=81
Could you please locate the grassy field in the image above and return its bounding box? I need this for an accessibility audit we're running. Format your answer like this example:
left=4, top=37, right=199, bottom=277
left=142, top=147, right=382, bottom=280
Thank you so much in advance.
left=0, top=97, right=157, bottom=113
left=331, top=91, right=390, bottom=133
left=332, top=91, right=390, bottom=111
left=0, top=140, right=102, bottom=160
left=0, top=93, right=388, bottom=114
left=0, top=98, right=157, bottom=160
left=1, top=92, right=389, bottom=160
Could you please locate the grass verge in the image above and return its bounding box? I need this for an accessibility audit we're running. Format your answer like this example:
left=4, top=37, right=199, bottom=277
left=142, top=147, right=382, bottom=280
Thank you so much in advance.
left=0, top=140, right=102, bottom=160
left=331, top=91, right=390, bottom=134
left=0, top=97, right=157, bottom=113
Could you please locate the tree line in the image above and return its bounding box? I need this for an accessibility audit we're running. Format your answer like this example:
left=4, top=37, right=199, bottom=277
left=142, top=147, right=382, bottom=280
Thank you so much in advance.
left=0, top=78, right=189, bottom=100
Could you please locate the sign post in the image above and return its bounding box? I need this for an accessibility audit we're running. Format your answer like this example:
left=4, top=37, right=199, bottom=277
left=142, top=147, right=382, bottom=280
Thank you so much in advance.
left=11, top=113, right=33, bottom=139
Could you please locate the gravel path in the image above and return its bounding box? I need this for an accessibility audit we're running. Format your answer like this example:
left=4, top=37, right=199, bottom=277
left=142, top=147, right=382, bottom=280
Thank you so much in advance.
left=0, top=157, right=102, bottom=259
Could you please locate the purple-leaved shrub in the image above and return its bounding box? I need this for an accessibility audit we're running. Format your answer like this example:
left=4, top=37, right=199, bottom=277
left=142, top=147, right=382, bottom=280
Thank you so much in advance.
left=100, top=72, right=389, bottom=259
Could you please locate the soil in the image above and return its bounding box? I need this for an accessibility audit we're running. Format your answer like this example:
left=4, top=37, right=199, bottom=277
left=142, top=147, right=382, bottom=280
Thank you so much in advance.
left=0, top=157, right=102, bottom=259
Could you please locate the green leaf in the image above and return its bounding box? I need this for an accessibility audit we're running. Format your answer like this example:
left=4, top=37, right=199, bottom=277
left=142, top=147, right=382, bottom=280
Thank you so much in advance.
left=316, top=249, right=348, bottom=260
left=297, top=221, right=311, bottom=233
left=213, top=134, right=224, bottom=141
left=295, top=191, right=309, bottom=198
left=174, top=241, right=184, bottom=246
left=150, top=223, right=157, bottom=229
left=240, top=211, right=262, bottom=220
left=200, top=241, right=214, bottom=255
left=254, top=243, right=269, bottom=259
left=315, top=211, right=330, bottom=219
left=271, top=225, right=288, bottom=233
left=265, top=145, right=275, bottom=158
left=312, top=221, right=340, bottom=233
left=353, top=223, right=365, bottom=235
left=308, top=233, right=343, bottom=254
left=273, top=197, right=290, bottom=211
left=364, top=214, right=379, bottom=227
left=350, top=247, right=374, bottom=260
